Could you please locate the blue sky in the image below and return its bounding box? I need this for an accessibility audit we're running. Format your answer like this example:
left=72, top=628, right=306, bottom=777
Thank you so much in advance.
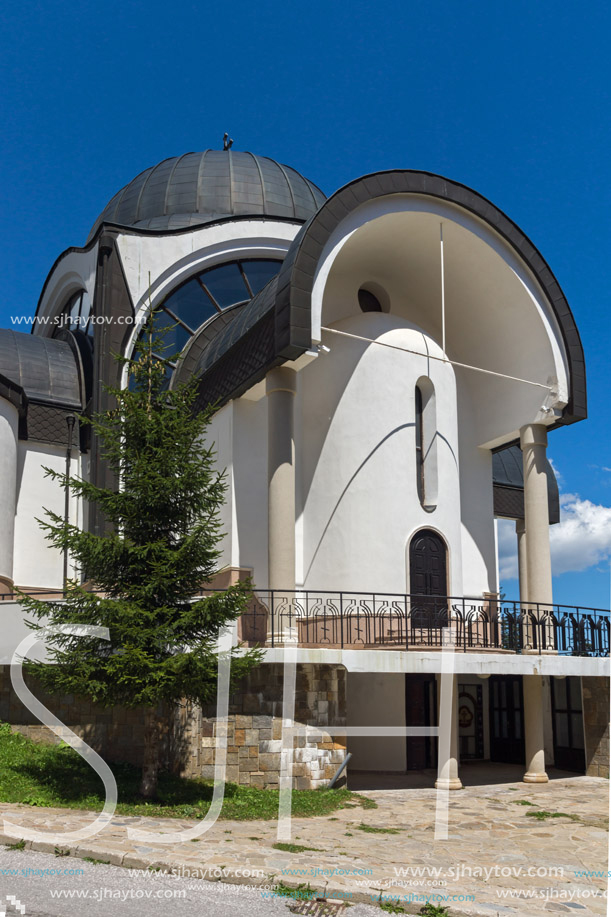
left=1, top=0, right=609, bottom=607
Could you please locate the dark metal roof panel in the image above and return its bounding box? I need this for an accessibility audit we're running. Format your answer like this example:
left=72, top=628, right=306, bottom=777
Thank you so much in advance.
left=0, top=330, right=82, bottom=408
left=492, top=444, right=560, bottom=524
left=492, top=445, right=524, bottom=488
left=89, top=151, right=326, bottom=241
left=136, top=157, right=177, bottom=221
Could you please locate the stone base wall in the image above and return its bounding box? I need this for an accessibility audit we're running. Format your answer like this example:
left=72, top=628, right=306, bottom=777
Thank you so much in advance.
left=582, top=676, right=610, bottom=778
left=0, top=663, right=347, bottom=790
left=0, top=666, right=195, bottom=774
left=198, top=664, right=347, bottom=789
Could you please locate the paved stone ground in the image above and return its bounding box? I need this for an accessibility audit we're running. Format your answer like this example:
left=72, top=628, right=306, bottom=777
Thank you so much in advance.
left=0, top=775, right=608, bottom=916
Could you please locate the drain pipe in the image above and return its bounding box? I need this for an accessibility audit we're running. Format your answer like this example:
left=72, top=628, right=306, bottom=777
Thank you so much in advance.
left=63, top=414, right=76, bottom=589
left=328, top=752, right=352, bottom=789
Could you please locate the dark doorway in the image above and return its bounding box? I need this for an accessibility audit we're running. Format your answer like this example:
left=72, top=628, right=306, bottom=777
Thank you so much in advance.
left=489, top=675, right=525, bottom=764
left=405, top=674, right=438, bottom=769
left=458, top=683, right=484, bottom=760
left=409, top=529, right=448, bottom=628
left=551, top=677, right=586, bottom=773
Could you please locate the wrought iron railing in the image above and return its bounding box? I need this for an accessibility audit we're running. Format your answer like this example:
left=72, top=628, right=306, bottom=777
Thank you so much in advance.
left=3, top=587, right=609, bottom=657
left=236, top=590, right=610, bottom=657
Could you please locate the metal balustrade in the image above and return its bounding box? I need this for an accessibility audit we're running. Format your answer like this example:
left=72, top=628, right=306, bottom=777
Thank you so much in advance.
left=2, top=588, right=609, bottom=656
left=236, top=590, right=610, bottom=656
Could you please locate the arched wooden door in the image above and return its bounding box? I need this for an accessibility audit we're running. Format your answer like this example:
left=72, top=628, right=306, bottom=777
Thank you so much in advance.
left=409, top=529, right=448, bottom=628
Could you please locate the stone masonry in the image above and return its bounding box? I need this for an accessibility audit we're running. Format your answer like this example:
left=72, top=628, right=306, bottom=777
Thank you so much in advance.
left=582, top=675, right=610, bottom=778
left=0, top=662, right=347, bottom=790
left=198, top=663, right=347, bottom=789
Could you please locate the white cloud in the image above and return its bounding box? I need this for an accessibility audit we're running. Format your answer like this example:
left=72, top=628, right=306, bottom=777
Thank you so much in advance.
left=497, top=518, right=519, bottom=580
left=550, top=494, right=611, bottom=575
left=498, top=495, right=611, bottom=581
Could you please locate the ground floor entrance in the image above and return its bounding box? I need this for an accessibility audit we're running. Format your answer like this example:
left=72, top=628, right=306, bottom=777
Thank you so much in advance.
left=346, top=672, right=590, bottom=780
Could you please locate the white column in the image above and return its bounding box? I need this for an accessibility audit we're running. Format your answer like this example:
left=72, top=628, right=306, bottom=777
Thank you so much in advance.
left=520, top=423, right=551, bottom=783
left=435, top=673, right=462, bottom=790
left=520, top=423, right=553, bottom=607
left=523, top=673, right=549, bottom=783
left=0, top=397, right=19, bottom=594
left=266, top=367, right=297, bottom=641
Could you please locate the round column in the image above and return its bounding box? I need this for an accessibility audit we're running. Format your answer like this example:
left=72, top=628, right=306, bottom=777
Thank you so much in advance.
left=520, top=423, right=552, bottom=607
left=523, top=673, right=549, bottom=783
left=515, top=518, right=528, bottom=607
left=435, top=674, right=463, bottom=790
left=266, top=367, right=297, bottom=640
left=520, top=423, right=551, bottom=784
left=0, top=396, right=19, bottom=595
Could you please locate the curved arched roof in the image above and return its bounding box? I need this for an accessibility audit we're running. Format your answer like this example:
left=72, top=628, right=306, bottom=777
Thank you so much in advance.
left=0, top=329, right=83, bottom=408
left=88, top=150, right=326, bottom=241
left=192, top=170, right=586, bottom=427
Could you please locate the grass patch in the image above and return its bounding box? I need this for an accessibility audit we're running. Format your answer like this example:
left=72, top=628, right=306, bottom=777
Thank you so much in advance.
left=6, top=840, right=26, bottom=851
left=419, top=906, right=450, bottom=916
left=0, top=727, right=374, bottom=820
left=82, top=857, right=110, bottom=865
left=525, top=810, right=577, bottom=821
left=357, top=823, right=401, bottom=835
left=272, top=842, right=322, bottom=853
left=272, top=881, right=315, bottom=900
left=513, top=800, right=535, bottom=806
left=379, top=900, right=405, bottom=913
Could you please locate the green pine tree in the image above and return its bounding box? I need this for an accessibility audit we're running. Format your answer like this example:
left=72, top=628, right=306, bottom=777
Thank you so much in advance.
left=20, top=315, right=262, bottom=797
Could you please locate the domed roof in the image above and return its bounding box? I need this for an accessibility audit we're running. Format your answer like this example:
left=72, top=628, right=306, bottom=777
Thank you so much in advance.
left=88, top=150, right=326, bottom=240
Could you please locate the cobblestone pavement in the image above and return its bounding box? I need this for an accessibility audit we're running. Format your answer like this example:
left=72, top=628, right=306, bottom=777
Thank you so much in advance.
left=0, top=775, right=608, bottom=916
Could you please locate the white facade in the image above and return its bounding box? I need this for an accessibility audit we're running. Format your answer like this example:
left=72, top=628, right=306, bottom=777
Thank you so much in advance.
left=0, top=151, right=603, bottom=785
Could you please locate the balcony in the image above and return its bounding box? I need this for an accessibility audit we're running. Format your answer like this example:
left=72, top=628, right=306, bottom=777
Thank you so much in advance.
left=238, top=590, right=610, bottom=657
left=3, top=588, right=608, bottom=658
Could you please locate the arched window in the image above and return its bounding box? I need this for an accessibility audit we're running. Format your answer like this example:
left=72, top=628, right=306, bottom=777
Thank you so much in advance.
left=415, top=385, right=425, bottom=504
left=54, top=290, right=93, bottom=337
left=138, top=258, right=281, bottom=377
left=415, top=378, right=438, bottom=511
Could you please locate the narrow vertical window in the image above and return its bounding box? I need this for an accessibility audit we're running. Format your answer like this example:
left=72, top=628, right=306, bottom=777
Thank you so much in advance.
left=415, top=378, right=438, bottom=511
left=415, top=385, right=425, bottom=505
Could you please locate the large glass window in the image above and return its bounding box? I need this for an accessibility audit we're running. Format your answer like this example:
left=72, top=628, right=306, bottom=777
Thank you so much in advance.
left=147, top=258, right=281, bottom=372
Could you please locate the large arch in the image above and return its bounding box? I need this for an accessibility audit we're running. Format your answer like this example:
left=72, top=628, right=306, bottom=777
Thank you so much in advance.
left=272, top=170, right=586, bottom=427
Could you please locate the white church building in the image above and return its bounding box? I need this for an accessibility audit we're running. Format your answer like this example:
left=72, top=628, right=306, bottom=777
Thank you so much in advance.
left=0, top=148, right=608, bottom=789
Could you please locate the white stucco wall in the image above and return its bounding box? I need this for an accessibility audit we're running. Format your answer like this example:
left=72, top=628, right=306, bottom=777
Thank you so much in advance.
left=347, top=672, right=406, bottom=771
left=298, top=311, right=463, bottom=596
left=309, top=195, right=571, bottom=449
left=204, top=403, right=235, bottom=572
left=12, top=443, right=79, bottom=589
left=0, top=397, right=19, bottom=583
left=456, top=374, right=498, bottom=596
left=113, top=220, right=299, bottom=360
left=232, top=397, right=268, bottom=587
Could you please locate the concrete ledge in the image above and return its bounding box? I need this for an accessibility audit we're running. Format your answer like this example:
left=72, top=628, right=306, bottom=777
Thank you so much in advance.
left=261, top=647, right=611, bottom=677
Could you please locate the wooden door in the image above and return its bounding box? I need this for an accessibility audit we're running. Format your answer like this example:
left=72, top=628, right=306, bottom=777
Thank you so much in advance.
left=409, top=529, right=448, bottom=628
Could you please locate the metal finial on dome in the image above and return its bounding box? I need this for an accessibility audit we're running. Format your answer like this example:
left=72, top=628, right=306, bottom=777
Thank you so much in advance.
left=223, top=132, right=234, bottom=151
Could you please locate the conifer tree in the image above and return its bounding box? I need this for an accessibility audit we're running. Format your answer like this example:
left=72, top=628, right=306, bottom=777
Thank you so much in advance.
left=21, top=317, right=261, bottom=797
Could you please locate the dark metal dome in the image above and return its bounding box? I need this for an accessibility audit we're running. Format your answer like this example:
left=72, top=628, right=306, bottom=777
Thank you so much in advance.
left=88, top=150, right=326, bottom=240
